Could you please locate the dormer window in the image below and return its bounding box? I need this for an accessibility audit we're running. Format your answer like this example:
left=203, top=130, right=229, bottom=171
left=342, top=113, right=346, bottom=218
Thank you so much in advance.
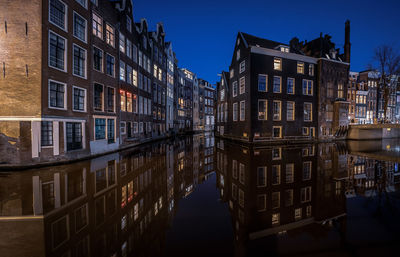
left=280, top=46, right=289, bottom=53
left=236, top=49, right=240, bottom=61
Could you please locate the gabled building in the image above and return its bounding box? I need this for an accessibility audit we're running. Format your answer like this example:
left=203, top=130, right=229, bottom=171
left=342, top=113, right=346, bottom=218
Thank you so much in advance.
left=216, top=21, right=351, bottom=142
left=216, top=72, right=230, bottom=136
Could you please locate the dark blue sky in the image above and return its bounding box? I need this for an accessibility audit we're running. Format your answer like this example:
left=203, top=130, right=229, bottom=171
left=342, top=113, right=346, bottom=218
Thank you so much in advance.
left=133, top=0, right=400, bottom=84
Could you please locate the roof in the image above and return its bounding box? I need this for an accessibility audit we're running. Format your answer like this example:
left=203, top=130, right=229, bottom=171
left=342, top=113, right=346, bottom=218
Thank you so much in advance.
left=240, top=32, right=287, bottom=49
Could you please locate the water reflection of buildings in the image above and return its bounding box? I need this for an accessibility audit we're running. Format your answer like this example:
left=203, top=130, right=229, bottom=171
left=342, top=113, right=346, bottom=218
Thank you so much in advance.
left=0, top=135, right=214, bottom=257
left=215, top=139, right=347, bottom=256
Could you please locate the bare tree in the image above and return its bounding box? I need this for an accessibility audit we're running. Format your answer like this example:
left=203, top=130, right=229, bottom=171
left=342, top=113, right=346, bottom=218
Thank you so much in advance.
left=372, top=45, right=400, bottom=121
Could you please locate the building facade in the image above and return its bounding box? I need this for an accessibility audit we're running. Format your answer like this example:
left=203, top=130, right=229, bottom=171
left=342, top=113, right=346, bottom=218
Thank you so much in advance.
left=216, top=22, right=351, bottom=142
left=0, top=0, right=201, bottom=165
left=199, top=79, right=215, bottom=132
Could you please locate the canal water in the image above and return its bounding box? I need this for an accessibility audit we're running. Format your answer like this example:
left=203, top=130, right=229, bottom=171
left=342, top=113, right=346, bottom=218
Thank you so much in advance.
left=0, top=135, right=400, bottom=257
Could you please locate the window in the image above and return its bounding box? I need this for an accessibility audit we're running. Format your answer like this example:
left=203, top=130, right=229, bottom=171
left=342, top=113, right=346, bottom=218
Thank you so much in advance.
left=75, top=204, right=88, bottom=233
left=126, top=65, right=132, bottom=84
left=119, top=32, right=125, bottom=53
left=287, top=101, right=295, bottom=121
left=302, top=80, right=313, bottom=95
left=258, top=74, right=267, bottom=92
left=304, top=102, right=312, bottom=121
left=49, top=32, right=66, bottom=71
left=327, top=82, right=334, bottom=98
left=107, top=119, right=115, bottom=143
left=285, top=164, right=294, bottom=183
left=274, top=57, right=282, bottom=70
left=93, top=83, right=103, bottom=111
left=51, top=215, right=69, bottom=249
left=301, top=186, right=312, bottom=203
left=73, top=12, right=87, bottom=42
left=303, top=161, right=312, bottom=180
left=119, top=61, right=125, bottom=81
left=287, top=78, right=295, bottom=94
left=257, top=167, right=267, bottom=187
left=236, top=49, right=240, bottom=60
left=309, top=64, right=314, bottom=76
left=271, top=192, right=280, bottom=209
left=93, top=47, right=103, bottom=72
left=95, top=118, right=106, bottom=140
left=132, top=44, right=138, bottom=63
left=258, top=100, right=267, bottom=120
left=127, top=93, right=132, bottom=112
left=73, top=45, right=86, bottom=78
left=49, top=80, right=66, bottom=109
left=240, top=101, right=245, bottom=121
left=239, top=77, right=245, bottom=94
left=66, top=122, right=82, bottom=151
left=232, top=81, right=238, bottom=97
left=91, top=0, right=97, bottom=6
left=92, top=13, right=102, bottom=39
left=272, top=148, right=281, bottom=160
left=126, top=16, right=132, bottom=32
left=302, top=127, right=310, bottom=136
left=41, top=121, right=53, bottom=146
left=273, top=76, right=281, bottom=93
left=338, top=83, right=344, bottom=98
left=106, top=54, right=115, bottom=77
left=230, top=69, right=234, bottom=78
left=273, top=126, right=282, bottom=138
left=107, top=87, right=115, bottom=112
left=272, top=165, right=281, bottom=185
left=49, top=0, right=66, bottom=30
left=239, top=163, right=245, bottom=185
left=257, top=194, right=267, bottom=212
left=105, top=24, right=114, bottom=47
left=239, top=60, right=245, bottom=73
left=273, top=101, right=281, bottom=121
left=297, top=62, right=304, bottom=74
left=285, top=189, right=293, bottom=207
left=133, top=69, right=138, bottom=87
left=272, top=213, right=280, bottom=225
left=126, top=40, right=132, bottom=58
left=73, top=87, right=86, bottom=111
left=120, top=90, right=126, bottom=112
left=233, top=102, right=238, bottom=121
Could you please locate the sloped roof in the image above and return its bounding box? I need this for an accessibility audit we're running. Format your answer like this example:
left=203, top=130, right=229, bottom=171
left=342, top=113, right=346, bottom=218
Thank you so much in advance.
left=241, top=32, right=287, bottom=49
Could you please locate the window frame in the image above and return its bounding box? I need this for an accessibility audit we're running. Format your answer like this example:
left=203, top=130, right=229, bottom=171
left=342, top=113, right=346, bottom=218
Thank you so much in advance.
left=273, top=76, right=282, bottom=93
left=239, top=76, right=245, bottom=95
left=258, top=99, right=267, bottom=120
left=48, top=30, right=67, bottom=72
left=239, top=100, right=245, bottom=121
left=73, top=11, right=87, bottom=43
left=48, top=79, right=67, bottom=110
left=273, top=57, right=282, bottom=71
left=72, top=43, right=87, bottom=79
left=72, top=85, right=87, bottom=112
left=258, top=74, right=268, bottom=92
left=287, top=101, right=295, bottom=121
left=49, top=0, right=68, bottom=32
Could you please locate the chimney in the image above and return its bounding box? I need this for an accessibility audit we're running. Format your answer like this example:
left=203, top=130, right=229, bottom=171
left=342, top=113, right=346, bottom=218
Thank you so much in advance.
left=344, top=20, right=351, bottom=63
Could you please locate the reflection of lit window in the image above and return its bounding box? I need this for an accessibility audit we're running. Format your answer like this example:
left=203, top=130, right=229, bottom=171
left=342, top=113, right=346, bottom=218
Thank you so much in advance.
left=295, top=208, right=302, bottom=220
left=272, top=213, right=280, bottom=225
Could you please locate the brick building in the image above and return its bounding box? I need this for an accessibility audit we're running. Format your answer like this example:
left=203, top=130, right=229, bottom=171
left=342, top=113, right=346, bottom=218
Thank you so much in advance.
left=0, top=0, right=199, bottom=164
left=216, top=21, right=351, bottom=142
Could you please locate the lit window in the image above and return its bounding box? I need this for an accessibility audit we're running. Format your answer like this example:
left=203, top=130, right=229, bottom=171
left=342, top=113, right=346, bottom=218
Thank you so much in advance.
left=105, top=24, right=114, bottom=47
left=287, top=101, right=295, bottom=121
left=236, top=49, right=240, bottom=61
left=304, top=102, right=313, bottom=121
left=92, top=13, right=102, bottom=39
left=273, top=100, right=281, bottom=121
left=119, top=61, right=125, bottom=81
left=297, top=62, right=304, bottom=74
left=273, top=126, right=282, bottom=138
left=119, top=32, right=125, bottom=53
left=272, top=213, right=280, bottom=225
left=274, top=57, right=282, bottom=70
left=120, top=90, right=126, bottom=111
left=258, top=100, right=267, bottom=120
left=302, top=80, right=313, bottom=95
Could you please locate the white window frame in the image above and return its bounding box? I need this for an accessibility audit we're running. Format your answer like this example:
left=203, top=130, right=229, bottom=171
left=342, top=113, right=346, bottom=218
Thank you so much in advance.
left=287, top=101, right=295, bottom=121
left=239, top=100, right=245, bottom=121
left=72, top=85, right=87, bottom=112
left=239, top=60, right=245, bottom=73
left=48, top=30, right=67, bottom=73
left=93, top=46, right=103, bottom=72
left=272, top=126, right=282, bottom=138
left=233, top=102, right=238, bottom=121
left=273, top=76, right=282, bottom=93
left=274, top=57, right=282, bottom=71
left=232, top=81, right=238, bottom=97
left=239, top=77, right=245, bottom=95
left=48, top=79, right=67, bottom=110
left=258, top=74, right=268, bottom=92
left=72, top=43, right=87, bottom=79
left=287, top=77, right=295, bottom=95
left=49, top=0, right=68, bottom=32
left=273, top=100, right=282, bottom=121
left=258, top=99, right=267, bottom=120
left=76, top=0, right=88, bottom=9
left=93, top=82, right=105, bottom=112
left=304, top=102, right=313, bottom=122
left=73, top=11, right=87, bottom=43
